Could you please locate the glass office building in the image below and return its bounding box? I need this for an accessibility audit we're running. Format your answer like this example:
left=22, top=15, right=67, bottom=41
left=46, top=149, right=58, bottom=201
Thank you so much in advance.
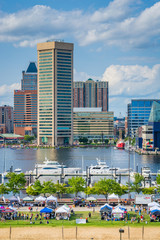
left=21, top=62, right=37, bottom=90
left=37, top=41, right=73, bottom=146
left=73, top=108, right=114, bottom=140
left=127, top=99, right=160, bottom=137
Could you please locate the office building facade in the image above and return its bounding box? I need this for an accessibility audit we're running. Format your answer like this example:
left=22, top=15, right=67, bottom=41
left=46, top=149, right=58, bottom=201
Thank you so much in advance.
left=37, top=41, right=73, bottom=146
left=14, top=90, right=37, bottom=136
left=21, top=62, right=37, bottom=90
left=73, top=108, right=114, bottom=140
left=127, top=99, right=160, bottom=137
left=0, top=105, right=13, bottom=133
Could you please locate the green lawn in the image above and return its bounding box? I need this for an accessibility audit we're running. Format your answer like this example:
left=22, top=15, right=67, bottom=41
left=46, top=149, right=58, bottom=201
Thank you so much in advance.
left=0, top=211, right=160, bottom=228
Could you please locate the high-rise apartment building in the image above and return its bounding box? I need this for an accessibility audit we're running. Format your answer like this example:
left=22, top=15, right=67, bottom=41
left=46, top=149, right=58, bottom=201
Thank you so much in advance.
left=73, top=79, right=108, bottom=111
left=21, top=62, right=37, bottom=90
left=37, top=41, right=73, bottom=146
left=73, top=82, right=85, bottom=107
left=127, top=99, right=160, bottom=137
left=0, top=105, right=13, bottom=133
left=14, top=90, right=37, bottom=136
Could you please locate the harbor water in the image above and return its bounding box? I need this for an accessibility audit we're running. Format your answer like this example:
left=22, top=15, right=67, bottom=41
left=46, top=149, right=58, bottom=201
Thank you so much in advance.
left=0, top=146, right=160, bottom=175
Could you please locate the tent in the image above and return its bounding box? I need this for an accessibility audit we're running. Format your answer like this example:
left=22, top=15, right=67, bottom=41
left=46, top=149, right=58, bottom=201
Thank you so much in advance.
left=46, top=195, right=57, bottom=202
left=150, top=206, right=160, bottom=212
left=148, top=202, right=160, bottom=207
left=8, top=196, right=18, bottom=202
left=56, top=207, right=68, bottom=214
left=108, top=193, right=119, bottom=200
left=100, top=203, right=112, bottom=212
left=23, top=196, right=34, bottom=201
left=86, top=197, right=96, bottom=201
left=115, top=204, right=127, bottom=211
left=112, top=207, right=124, bottom=214
left=40, top=207, right=53, bottom=213
left=151, top=207, right=160, bottom=216
left=35, top=196, right=46, bottom=202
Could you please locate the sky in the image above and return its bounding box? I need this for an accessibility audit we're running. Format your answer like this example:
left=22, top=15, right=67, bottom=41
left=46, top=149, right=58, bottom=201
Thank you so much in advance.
left=0, top=0, right=160, bottom=116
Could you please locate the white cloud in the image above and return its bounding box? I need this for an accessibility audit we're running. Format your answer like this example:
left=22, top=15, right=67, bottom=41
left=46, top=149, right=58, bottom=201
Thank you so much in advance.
left=102, top=64, right=160, bottom=115
left=0, top=83, right=20, bottom=106
left=74, top=69, right=101, bottom=82
left=0, top=1, right=159, bottom=49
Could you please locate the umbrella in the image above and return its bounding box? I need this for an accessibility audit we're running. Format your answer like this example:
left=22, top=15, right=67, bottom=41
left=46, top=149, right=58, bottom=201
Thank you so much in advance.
left=23, top=196, right=34, bottom=201
left=40, top=207, right=53, bottom=213
left=35, top=196, right=46, bottom=202
left=86, top=197, right=97, bottom=201
left=0, top=205, right=5, bottom=209
left=148, top=202, right=160, bottom=207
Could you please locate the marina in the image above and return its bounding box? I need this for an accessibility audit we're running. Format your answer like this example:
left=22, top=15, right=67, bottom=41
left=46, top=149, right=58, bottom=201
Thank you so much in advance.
left=0, top=146, right=160, bottom=187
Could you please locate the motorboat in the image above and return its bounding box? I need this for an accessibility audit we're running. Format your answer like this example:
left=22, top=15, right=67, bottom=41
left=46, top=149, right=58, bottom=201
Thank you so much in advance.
left=89, top=158, right=130, bottom=174
left=32, top=158, right=80, bottom=175
left=116, top=140, right=125, bottom=149
left=36, top=157, right=66, bottom=169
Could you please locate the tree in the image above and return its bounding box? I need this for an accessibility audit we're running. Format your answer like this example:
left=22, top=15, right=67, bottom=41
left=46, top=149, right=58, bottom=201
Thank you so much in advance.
left=94, top=139, right=98, bottom=144
left=0, top=184, right=9, bottom=195
left=68, top=177, right=86, bottom=197
left=94, top=178, right=122, bottom=200
left=79, top=137, right=88, bottom=144
left=104, top=139, right=109, bottom=144
left=129, top=173, right=144, bottom=194
left=55, top=183, right=67, bottom=198
left=24, top=135, right=34, bottom=142
left=41, top=181, right=56, bottom=196
left=156, top=174, right=160, bottom=185
left=84, top=186, right=96, bottom=196
left=6, top=173, right=26, bottom=195
left=142, top=187, right=156, bottom=195
left=26, top=180, right=43, bottom=196
left=118, top=185, right=128, bottom=198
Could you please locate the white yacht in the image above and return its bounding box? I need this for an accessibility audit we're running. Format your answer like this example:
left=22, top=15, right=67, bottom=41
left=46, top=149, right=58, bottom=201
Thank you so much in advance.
left=89, top=159, right=129, bottom=174
left=32, top=158, right=80, bottom=175
left=36, top=157, right=66, bottom=169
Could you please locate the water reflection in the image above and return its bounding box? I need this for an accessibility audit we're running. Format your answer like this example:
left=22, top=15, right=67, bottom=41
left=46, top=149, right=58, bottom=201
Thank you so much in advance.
left=0, top=147, right=160, bottom=174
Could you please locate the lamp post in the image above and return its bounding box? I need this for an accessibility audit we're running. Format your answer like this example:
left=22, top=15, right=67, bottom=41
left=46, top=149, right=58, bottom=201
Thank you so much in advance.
left=119, top=228, right=124, bottom=240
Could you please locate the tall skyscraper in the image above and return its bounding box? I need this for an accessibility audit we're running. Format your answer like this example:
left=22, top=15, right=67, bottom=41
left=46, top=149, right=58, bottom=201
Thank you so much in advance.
left=73, top=79, right=108, bottom=111
left=0, top=105, right=13, bottom=133
left=37, top=41, right=73, bottom=146
left=14, top=90, right=37, bottom=136
left=21, top=62, right=37, bottom=90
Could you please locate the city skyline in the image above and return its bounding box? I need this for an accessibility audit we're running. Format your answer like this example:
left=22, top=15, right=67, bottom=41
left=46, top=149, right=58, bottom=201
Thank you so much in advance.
left=0, top=0, right=160, bottom=116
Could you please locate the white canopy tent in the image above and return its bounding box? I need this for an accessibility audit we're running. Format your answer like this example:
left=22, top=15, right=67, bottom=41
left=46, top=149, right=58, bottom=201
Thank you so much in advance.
left=46, top=195, right=57, bottom=202
left=86, top=197, right=97, bottom=201
left=108, top=193, right=119, bottom=199
left=55, top=207, right=69, bottom=214
left=35, top=196, right=46, bottom=202
left=112, top=207, right=124, bottom=214
left=150, top=206, right=160, bottom=212
left=148, top=202, right=160, bottom=207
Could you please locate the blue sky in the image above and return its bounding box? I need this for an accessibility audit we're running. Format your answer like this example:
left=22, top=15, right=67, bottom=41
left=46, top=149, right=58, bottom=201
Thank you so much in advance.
left=0, top=0, right=160, bottom=116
